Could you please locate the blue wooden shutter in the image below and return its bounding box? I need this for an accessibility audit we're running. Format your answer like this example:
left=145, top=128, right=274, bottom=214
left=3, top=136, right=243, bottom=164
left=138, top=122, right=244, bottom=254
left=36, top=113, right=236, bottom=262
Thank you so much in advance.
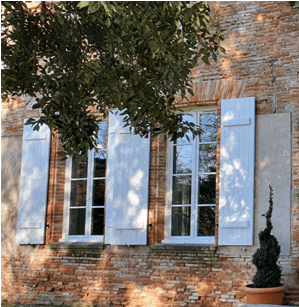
left=105, top=111, right=150, bottom=245
left=16, top=120, right=51, bottom=244
left=219, top=97, right=255, bottom=245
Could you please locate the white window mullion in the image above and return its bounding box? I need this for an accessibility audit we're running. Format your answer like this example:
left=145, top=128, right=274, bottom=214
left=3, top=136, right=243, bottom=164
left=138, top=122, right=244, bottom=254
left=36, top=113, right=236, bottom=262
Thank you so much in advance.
left=164, top=141, right=173, bottom=240
left=191, top=112, right=199, bottom=240
left=86, top=149, right=94, bottom=237
left=170, top=142, right=175, bottom=237
left=172, top=173, right=192, bottom=177
left=62, top=158, right=72, bottom=240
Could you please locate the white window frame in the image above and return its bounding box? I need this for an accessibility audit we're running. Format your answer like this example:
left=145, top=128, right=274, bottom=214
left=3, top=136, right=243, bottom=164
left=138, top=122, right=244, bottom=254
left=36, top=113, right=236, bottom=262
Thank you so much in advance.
left=60, top=122, right=107, bottom=243
left=163, top=108, right=217, bottom=244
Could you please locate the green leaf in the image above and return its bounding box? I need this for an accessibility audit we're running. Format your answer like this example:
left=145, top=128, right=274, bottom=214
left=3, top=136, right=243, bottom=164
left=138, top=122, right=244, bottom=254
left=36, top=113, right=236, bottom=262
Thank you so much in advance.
left=192, top=56, right=198, bottom=67
left=219, top=29, right=227, bottom=35
left=220, top=47, right=226, bottom=54
left=87, top=2, right=99, bottom=14
left=77, top=1, right=90, bottom=9
left=105, top=18, right=111, bottom=28
left=47, top=121, right=56, bottom=129
left=187, top=88, right=194, bottom=96
left=168, top=70, right=174, bottom=81
left=57, top=14, right=64, bottom=25
left=202, top=54, right=210, bottom=65
left=57, top=151, right=68, bottom=157
left=33, top=124, right=40, bottom=131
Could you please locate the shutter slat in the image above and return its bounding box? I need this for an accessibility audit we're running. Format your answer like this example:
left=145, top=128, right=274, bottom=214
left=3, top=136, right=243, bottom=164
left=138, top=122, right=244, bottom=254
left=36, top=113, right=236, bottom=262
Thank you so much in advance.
left=224, top=118, right=251, bottom=126
left=219, top=98, right=255, bottom=246
left=16, top=121, right=51, bottom=244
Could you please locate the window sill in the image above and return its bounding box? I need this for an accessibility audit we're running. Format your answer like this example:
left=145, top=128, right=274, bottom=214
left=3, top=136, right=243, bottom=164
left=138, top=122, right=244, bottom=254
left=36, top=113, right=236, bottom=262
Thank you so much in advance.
left=162, top=237, right=215, bottom=245
left=59, top=236, right=104, bottom=243
left=150, top=243, right=217, bottom=252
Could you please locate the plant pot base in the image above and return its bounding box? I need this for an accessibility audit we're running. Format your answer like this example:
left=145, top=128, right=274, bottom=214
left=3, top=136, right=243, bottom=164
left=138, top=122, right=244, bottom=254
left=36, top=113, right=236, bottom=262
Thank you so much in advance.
left=244, top=284, right=287, bottom=305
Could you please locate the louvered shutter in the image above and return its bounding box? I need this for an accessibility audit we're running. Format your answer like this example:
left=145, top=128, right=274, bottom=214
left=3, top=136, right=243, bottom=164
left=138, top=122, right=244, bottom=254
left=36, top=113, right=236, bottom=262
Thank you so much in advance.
left=16, top=120, right=51, bottom=244
left=105, top=111, right=150, bottom=245
left=219, top=97, right=255, bottom=245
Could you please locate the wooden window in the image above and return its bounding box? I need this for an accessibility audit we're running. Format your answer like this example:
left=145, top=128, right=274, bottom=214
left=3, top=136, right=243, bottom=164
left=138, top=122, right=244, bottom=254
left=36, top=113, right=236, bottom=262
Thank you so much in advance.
left=164, top=109, right=217, bottom=244
left=61, top=121, right=108, bottom=243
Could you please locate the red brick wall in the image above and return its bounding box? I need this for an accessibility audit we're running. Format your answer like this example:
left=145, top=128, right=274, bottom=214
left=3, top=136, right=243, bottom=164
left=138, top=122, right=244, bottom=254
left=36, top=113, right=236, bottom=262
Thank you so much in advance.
left=148, top=134, right=167, bottom=245
left=2, top=1, right=299, bottom=306
left=1, top=245, right=299, bottom=306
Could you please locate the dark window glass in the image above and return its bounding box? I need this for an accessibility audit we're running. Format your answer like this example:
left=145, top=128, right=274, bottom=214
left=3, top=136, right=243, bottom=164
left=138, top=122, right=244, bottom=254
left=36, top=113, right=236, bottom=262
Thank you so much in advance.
left=172, top=175, right=192, bottom=205
left=173, top=114, right=194, bottom=145
left=94, top=150, right=106, bottom=178
left=72, top=154, right=88, bottom=178
left=199, top=144, right=216, bottom=173
left=200, top=113, right=217, bottom=142
left=93, top=180, right=105, bottom=207
left=198, top=175, right=216, bottom=204
left=173, top=145, right=193, bottom=174
left=197, top=206, right=215, bottom=236
left=69, top=208, right=86, bottom=235
left=70, top=180, right=87, bottom=207
left=96, top=122, right=108, bottom=150
left=171, top=206, right=191, bottom=236
left=91, top=208, right=104, bottom=235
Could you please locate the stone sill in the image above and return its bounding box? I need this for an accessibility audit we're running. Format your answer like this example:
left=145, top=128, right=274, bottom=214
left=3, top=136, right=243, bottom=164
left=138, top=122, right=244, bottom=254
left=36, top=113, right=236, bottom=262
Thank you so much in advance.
left=150, top=244, right=218, bottom=252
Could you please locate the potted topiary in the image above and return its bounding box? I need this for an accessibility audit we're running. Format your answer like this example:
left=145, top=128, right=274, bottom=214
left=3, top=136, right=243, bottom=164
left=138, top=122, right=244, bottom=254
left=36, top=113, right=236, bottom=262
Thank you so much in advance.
left=244, top=185, right=287, bottom=305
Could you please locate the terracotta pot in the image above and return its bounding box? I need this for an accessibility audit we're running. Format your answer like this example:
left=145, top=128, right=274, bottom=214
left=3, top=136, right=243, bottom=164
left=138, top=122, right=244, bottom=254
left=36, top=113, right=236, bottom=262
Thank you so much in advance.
left=244, top=284, right=287, bottom=305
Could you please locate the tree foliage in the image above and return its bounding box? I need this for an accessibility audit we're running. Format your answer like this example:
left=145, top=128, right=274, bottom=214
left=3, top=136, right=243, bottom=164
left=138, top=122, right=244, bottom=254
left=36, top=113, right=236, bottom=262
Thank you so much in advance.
left=2, top=1, right=225, bottom=158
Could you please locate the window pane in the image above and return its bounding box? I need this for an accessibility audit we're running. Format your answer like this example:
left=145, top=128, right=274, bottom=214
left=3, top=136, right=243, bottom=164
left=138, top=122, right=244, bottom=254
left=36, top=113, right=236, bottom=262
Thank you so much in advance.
left=173, top=145, right=192, bottom=174
left=172, top=175, right=192, bottom=204
left=173, top=114, right=194, bottom=145
left=70, top=180, right=87, bottom=207
left=171, top=206, right=191, bottom=236
left=200, top=113, right=217, bottom=142
left=197, top=206, right=215, bottom=236
left=72, top=154, right=88, bottom=178
left=198, top=175, right=216, bottom=204
left=93, top=179, right=105, bottom=207
left=69, top=208, right=85, bottom=235
left=91, top=208, right=104, bottom=235
left=94, top=150, right=106, bottom=178
left=199, top=144, right=216, bottom=173
left=96, top=122, right=108, bottom=150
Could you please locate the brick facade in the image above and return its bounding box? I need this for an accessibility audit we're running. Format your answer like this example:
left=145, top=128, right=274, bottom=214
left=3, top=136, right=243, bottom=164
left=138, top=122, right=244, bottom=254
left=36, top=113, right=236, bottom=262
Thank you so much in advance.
left=1, top=1, right=299, bottom=306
